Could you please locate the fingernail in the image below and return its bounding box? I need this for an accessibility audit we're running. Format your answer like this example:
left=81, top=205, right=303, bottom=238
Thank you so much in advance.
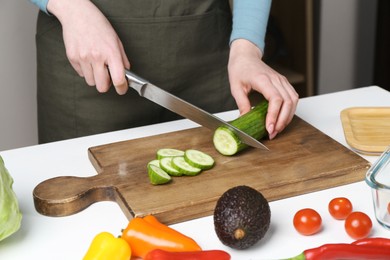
left=269, top=131, right=278, bottom=140
left=117, top=82, right=128, bottom=95
left=267, top=124, right=274, bottom=135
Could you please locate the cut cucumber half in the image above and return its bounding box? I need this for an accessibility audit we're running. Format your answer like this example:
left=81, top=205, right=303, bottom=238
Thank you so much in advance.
left=213, top=100, right=268, bottom=156
left=159, top=157, right=182, bottom=176
left=172, top=157, right=202, bottom=176
left=156, top=148, right=184, bottom=159
left=184, top=149, right=215, bottom=170
left=147, top=164, right=171, bottom=185
left=213, top=127, right=241, bottom=156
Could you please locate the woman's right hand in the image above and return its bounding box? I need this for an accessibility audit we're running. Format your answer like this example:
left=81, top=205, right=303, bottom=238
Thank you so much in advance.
left=47, top=0, right=130, bottom=94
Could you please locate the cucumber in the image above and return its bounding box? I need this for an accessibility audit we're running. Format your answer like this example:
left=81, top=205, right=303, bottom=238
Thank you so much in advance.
left=171, top=157, right=202, bottom=176
left=184, top=149, right=215, bottom=170
left=213, top=100, right=268, bottom=156
left=146, top=148, right=215, bottom=184
left=156, top=148, right=184, bottom=159
left=159, top=157, right=182, bottom=176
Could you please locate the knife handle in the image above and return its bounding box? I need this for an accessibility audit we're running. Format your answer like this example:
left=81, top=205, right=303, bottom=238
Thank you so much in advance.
left=125, top=70, right=148, bottom=96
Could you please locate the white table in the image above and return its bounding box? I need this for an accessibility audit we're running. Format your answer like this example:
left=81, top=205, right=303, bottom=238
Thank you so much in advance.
left=0, top=86, right=389, bottom=259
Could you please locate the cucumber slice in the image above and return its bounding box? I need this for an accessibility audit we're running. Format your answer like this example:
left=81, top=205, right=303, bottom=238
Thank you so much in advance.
left=172, top=157, right=202, bottom=176
left=184, top=149, right=215, bottom=170
left=156, top=148, right=184, bottom=159
left=159, top=157, right=182, bottom=176
left=147, top=164, right=171, bottom=185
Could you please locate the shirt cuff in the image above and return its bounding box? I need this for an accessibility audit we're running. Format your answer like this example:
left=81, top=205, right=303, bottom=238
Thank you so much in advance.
left=230, top=0, right=272, bottom=53
left=30, top=0, right=50, bottom=14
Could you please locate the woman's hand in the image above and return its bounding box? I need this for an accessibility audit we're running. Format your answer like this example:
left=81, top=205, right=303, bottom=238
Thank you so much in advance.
left=47, top=0, right=130, bottom=94
left=228, top=39, right=299, bottom=139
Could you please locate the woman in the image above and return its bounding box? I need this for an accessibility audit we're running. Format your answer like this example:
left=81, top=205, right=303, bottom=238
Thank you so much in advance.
left=30, top=0, right=298, bottom=143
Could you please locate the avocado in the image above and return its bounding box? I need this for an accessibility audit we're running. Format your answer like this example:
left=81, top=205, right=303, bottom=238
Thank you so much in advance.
left=213, top=185, right=271, bottom=249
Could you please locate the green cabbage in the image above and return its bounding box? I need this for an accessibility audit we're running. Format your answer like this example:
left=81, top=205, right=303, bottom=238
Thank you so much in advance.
left=0, top=155, right=22, bottom=241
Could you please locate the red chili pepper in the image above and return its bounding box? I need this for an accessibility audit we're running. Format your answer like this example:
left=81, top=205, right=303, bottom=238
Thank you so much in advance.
left=352, top=237, right=390, bottom=248
left=144, top=249, right=231, bottom=260
left=287, top=243, right=390, bottom=260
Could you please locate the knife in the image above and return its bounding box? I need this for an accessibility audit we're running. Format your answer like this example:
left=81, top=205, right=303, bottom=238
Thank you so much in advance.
left=125, top=70, right=269, bottom=150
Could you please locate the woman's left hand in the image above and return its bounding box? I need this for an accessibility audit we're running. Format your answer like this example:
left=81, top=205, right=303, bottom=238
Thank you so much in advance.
left=228, top=39, right=299, bottom=140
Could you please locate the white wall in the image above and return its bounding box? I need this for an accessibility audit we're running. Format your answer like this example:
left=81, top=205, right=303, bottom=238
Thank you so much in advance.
left=317, top=0, right=377, bottom=94
left=0, top=1, right=38, bottom=151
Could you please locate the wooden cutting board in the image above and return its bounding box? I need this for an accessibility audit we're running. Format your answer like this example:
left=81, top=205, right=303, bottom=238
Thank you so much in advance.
left=33, top=116, right=370, bottom=225
left=341, top=107, right=390, bottom=155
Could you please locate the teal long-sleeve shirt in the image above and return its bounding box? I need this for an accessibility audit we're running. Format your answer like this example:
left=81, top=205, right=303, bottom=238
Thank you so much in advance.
left=29, top=0, right=271, bottom=52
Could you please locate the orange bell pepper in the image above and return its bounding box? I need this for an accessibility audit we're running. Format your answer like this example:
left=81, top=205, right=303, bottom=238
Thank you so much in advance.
left=143, top=215, right=185, bottom=235
left=121, top=215, right=201, bottom=258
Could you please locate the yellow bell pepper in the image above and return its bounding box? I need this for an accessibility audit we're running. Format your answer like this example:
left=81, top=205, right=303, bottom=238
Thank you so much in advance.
left=83, top=232, right=131, bottom=260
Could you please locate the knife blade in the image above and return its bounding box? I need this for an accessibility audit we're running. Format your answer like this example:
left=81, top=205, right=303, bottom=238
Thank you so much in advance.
left=125, top=70, right=269, bottom=150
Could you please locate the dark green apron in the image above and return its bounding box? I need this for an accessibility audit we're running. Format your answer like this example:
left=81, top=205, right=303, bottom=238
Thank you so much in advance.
left=36, top=0, right=236, bottom=143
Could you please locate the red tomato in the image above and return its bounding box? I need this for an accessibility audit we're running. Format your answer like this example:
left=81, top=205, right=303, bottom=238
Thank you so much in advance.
left=293, top=208, right=322, bottom=236
left=328, top=197, right=353, bottom=220
left=345, top=211, right=372, bottom=239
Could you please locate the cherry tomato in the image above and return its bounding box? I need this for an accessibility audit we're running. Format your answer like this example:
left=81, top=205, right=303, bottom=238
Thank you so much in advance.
left=344, top=211, right=372, bottom=239
left=293, top=208, right=322, bottom=236
left=328, top=197, right=353, bottom=220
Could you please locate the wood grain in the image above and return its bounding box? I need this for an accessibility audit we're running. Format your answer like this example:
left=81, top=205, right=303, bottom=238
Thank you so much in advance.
left=33, top=116, right=370, bottom=225
left=341, top=107, right=390, bottom=155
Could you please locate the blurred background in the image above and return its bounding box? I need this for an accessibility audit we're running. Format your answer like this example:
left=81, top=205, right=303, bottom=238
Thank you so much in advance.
left=0, top=0, right=388, bottom=151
